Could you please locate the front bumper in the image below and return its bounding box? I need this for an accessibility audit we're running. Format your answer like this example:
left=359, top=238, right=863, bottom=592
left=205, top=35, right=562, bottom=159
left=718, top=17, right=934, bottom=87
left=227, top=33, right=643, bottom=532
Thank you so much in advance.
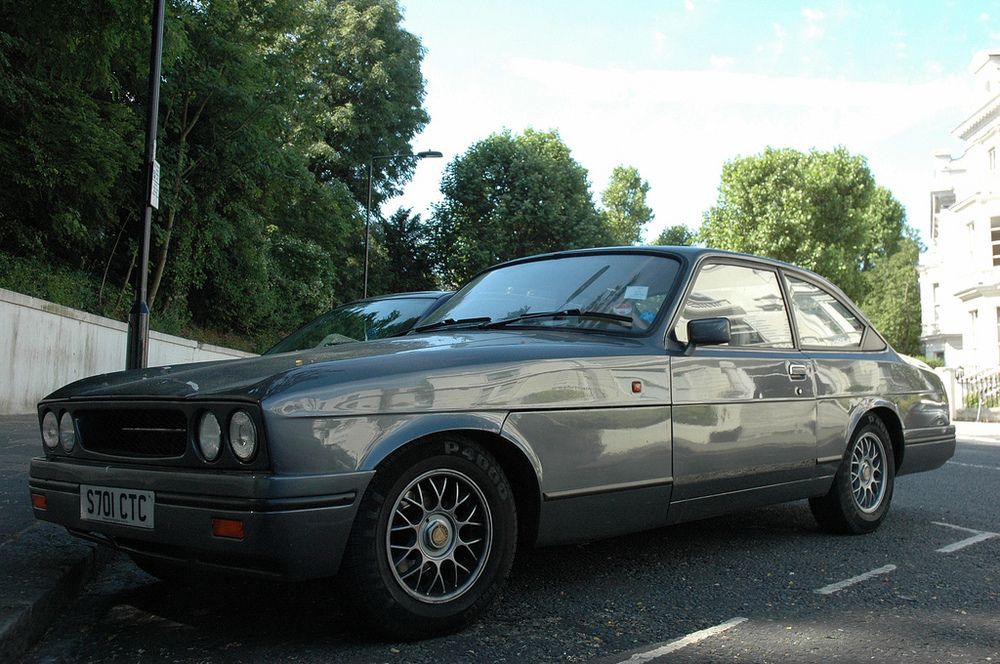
left=28, top=457, right=374, bottom=580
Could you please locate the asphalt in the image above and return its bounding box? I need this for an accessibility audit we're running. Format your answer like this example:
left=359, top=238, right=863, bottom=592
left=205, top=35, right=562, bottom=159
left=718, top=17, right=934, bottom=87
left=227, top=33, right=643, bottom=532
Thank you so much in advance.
left=0, top=415, right=107, bottom=662
left=0, top=415, right=1000, bottom=661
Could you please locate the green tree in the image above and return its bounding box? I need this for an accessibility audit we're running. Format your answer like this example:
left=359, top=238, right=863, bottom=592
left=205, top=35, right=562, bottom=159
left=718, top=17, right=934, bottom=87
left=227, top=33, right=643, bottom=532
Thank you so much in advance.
left=653, top=225, right=697, bottom=246
left=429, top=129, right=610, bottom=286
left=860, top=233, right=922, bottom=355
left=700, top=146, right=904, bottom=303
left=371, top=208, right=437, bottom=294
left=700, top=146, right=919, bottom=350
left=600, top=165, right=653, bottom=244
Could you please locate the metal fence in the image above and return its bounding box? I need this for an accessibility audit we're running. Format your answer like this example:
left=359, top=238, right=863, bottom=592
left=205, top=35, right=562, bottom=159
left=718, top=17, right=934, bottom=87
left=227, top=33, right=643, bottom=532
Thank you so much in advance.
left=954, top=366, right=1000, bottom=421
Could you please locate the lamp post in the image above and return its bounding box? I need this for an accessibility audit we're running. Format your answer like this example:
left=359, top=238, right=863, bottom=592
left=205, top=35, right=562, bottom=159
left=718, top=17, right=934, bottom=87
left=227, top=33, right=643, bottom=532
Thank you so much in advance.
left=126, top=0, right=166, bottom=371
left=364, top=150, right=443, bottom=298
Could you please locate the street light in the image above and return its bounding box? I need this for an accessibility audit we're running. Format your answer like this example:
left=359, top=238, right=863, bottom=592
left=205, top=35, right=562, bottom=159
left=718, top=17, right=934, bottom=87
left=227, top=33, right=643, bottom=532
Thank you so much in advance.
left=364, top=150, right=443, bottom=298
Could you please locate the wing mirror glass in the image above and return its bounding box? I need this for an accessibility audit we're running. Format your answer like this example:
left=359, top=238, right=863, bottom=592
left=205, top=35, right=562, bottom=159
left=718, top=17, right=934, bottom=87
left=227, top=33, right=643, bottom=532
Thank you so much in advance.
left=687, top=317, right=731, bottom=347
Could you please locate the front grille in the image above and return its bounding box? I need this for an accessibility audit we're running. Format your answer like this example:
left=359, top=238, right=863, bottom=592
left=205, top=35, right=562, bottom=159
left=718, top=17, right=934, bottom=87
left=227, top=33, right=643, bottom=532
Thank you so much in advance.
left=76, top=409, right=188, bottom=458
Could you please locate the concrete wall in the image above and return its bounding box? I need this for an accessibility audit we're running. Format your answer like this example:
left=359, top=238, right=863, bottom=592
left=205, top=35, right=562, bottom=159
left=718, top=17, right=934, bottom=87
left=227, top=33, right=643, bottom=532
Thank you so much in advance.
left=0, top=288, right=256, bottom=415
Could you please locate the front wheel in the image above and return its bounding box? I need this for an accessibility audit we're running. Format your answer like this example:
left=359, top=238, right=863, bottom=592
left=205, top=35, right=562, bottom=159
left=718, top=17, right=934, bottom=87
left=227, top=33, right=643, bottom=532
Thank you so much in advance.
left=341, top=437, right=517, bottom=639
left=810, top=413, right=896, bottom=534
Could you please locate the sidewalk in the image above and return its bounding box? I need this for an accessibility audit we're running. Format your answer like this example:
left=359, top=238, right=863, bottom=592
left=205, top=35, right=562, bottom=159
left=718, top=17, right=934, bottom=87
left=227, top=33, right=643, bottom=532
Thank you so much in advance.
left=954, top=421, right=1000, bottom=444
left=0, top=415, right=107, bottom=661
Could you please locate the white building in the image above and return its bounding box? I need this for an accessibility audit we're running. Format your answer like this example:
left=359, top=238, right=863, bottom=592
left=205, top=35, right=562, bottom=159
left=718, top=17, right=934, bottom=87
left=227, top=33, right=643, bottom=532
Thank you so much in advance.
left=920, top=50, right=1000, bottom=369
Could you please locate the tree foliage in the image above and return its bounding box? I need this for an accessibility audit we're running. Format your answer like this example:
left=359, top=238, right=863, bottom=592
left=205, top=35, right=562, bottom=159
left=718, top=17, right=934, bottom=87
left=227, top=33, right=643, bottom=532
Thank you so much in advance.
left=699, top=146, right=919, bottom=350
left=653, top=225, right=697, bottom=247
left=600, top=165, right=653, bottom=245
left=428, top=129, right=610, bottom=286
left=0, top=0, right=428, bottom=350
left=371, top=208, right=437, bottom=294
left=860, top=234, right=922, bottom=355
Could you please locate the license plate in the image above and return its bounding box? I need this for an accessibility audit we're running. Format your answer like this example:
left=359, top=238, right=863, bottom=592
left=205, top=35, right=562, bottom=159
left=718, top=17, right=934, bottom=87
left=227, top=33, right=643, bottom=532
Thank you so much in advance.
left=80, top=485, right=155, bottom=529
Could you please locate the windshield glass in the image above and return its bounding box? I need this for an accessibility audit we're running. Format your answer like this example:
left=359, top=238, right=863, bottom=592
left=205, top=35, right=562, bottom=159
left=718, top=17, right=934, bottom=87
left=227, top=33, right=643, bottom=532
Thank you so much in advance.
left=265, top=297, right=439, bottom=354
left=419, top=253, right=681, bottom=334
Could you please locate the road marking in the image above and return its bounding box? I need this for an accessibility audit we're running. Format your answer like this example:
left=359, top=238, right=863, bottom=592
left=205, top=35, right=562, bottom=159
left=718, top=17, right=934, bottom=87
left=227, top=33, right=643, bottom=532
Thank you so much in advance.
left=617, top=617, right=748, bottom=663
left=932, top=521, right=1000, bottom=553
left=814, top=564, right=896, bottom=595
left=947, top=461, right=1000, bottom=471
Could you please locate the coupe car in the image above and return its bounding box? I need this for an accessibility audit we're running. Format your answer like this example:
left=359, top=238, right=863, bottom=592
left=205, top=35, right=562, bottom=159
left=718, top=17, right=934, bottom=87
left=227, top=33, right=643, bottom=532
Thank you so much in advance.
left=28, top=247, right=955, bottom=639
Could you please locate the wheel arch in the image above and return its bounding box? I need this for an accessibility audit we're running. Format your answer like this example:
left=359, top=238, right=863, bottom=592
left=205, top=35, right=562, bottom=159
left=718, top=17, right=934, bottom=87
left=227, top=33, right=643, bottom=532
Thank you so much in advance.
left=853, top=403, right=904, bottom=473
left=361, top=420, right=543, bottom=549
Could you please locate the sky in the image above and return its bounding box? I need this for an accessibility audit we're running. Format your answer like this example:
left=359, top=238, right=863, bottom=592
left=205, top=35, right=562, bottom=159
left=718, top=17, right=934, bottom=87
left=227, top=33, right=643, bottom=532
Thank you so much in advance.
left=389, top=0, right=1000, bottom=244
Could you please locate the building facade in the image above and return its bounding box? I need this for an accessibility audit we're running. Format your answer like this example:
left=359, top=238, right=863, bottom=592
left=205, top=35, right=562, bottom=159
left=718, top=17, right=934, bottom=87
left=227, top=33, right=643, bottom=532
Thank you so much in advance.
left=920, top=51, right=1000, bottom=369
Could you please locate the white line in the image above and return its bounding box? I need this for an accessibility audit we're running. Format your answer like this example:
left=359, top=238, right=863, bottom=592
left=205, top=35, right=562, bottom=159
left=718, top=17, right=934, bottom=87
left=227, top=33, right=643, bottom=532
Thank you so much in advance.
left=932, top=521, right=988, bottom=535
left=947, top=461, right=1000, bottom=471
left=814, top=564, right=896, bottom=595
left=618, top=617, right=748, bottom=663
left=932, top=521, right=1000, bottom=553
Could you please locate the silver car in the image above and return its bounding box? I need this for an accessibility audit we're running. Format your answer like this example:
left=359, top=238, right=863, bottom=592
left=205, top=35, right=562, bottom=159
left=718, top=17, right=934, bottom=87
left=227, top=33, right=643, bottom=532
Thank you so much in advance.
left=28, top=247, right=955, bottom=639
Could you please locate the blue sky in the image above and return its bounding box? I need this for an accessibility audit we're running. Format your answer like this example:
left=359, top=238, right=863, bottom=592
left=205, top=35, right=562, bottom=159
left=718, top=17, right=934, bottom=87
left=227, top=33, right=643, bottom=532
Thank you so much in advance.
left=392, top=0, right=1000, bottom=242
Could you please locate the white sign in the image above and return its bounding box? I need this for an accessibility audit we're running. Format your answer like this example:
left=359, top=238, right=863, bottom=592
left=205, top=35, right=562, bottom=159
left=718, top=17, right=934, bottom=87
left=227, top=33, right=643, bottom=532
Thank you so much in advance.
left=624, top=285, right=649, bottom=300
left=150, top=160, right=160, bottom=209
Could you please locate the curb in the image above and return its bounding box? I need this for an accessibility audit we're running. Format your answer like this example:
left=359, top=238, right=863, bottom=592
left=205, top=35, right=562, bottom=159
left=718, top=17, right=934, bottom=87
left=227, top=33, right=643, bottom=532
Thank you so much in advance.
left=0, top=523, right=109, bottom=661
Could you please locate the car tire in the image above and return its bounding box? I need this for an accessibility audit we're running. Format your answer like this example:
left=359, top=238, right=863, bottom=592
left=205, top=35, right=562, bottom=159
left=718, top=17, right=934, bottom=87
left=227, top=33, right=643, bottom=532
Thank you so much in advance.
left=810, top=413, right=896, bottom=534
left=341, top=437, right=517, bottom=640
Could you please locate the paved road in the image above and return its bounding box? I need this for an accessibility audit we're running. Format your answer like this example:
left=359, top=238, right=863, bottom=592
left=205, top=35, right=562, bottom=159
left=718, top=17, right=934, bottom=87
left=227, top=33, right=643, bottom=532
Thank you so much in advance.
left=19, top=436, right=1000, bottom=663
left=0, top=415, right=40, bottom=541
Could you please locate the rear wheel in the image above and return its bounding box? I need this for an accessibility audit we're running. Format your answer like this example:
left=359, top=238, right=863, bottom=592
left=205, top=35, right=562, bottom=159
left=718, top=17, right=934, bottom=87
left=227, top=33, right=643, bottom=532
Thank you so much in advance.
left=810, top=413, right=895, bottom=534
left=342, top=437, right=517, bottom=639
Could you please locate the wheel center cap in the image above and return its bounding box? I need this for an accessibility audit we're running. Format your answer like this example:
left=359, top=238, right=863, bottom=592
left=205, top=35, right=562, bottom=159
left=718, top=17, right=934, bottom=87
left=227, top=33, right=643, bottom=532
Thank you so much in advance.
left=425, top=519, right=451, bottom=549
left=862, top=463, right=873, bottom=482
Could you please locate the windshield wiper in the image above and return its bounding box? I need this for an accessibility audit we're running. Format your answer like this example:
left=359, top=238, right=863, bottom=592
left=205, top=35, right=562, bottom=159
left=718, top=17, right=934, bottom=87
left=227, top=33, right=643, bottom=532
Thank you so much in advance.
left=482, top=309, right=632, bottom=329
left=412, top=316, right=493, bottom=333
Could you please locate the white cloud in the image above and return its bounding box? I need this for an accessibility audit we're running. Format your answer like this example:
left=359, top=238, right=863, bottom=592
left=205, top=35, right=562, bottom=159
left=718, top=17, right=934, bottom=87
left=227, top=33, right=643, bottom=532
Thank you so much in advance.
left=978, top=11, right=990, bottom=22
left=389, top=56, right=973, bottom=244
left=801, top=7, right=826, bottom=40
left=756, top=22, right=787, bottom=62
left=708, top=54, right=735, bottom=69
left=684, top=0, right=695, bottom=13
left=653, top=31, right=666, bottom=54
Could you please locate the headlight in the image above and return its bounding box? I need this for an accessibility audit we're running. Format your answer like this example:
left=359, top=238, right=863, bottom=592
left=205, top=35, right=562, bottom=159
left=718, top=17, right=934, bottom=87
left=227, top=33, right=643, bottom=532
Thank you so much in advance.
left=58, top=411, right=76, bottom=452
left=197, top=412, right=222, bottom=461
left=41, top=411, right=59, bottom=450
left=229, top=411, right=257, bottom=462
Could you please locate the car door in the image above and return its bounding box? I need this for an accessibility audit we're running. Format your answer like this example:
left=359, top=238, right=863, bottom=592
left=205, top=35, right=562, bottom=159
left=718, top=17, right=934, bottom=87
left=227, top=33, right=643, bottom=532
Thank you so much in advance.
left=667, top=260, right=817, bottom=522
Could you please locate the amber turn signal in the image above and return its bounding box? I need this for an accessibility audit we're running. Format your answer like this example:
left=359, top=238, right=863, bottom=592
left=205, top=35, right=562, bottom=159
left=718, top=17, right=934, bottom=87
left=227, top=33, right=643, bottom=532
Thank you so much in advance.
left=211, top=518, right=244, bottom=540
left=31, top=493, right=47, bottom=510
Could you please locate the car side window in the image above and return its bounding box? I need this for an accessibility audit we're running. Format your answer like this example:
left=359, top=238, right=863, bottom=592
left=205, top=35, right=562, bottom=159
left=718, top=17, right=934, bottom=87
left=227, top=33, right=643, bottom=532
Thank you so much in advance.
left=674, top=263, right=793, bottom=348
left=784, top=274, right=864, bottom=348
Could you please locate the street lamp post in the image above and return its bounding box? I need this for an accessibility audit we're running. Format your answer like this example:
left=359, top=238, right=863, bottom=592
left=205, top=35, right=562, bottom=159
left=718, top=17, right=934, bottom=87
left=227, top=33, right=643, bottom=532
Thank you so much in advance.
left=125, top=0, right=166, bottom=371
left=363, top=150, right=443, bottom=298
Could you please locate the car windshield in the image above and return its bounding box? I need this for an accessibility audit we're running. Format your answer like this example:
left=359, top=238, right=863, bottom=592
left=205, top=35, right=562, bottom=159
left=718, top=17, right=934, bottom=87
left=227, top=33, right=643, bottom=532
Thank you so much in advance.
left=418, top=253, right=681, bottom=335
left=265, top=297, right=439, bottom=354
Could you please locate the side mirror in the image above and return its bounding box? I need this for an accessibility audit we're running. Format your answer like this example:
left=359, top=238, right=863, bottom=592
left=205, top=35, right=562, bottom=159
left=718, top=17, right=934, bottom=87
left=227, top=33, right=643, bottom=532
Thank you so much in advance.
left=687, top=317, right=731, bottom=347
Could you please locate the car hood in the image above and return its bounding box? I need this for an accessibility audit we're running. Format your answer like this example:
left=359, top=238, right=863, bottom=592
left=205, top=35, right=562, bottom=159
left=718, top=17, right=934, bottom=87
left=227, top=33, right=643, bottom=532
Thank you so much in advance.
left=42, top=330, right=654, bottom=405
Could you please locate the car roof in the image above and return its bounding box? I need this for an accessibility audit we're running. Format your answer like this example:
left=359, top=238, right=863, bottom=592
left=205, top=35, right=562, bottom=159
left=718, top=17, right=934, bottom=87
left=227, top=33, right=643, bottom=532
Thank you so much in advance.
left=491, top=245, right=805, bottom=274
left=351, top=291, right=453, bottom=305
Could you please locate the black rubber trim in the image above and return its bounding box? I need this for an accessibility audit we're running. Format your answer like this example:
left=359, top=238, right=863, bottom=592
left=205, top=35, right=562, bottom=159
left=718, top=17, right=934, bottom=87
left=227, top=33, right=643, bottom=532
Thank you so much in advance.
left=543, top=477, right=672, bottom=501
left=29, top=478, right=356, bottom=513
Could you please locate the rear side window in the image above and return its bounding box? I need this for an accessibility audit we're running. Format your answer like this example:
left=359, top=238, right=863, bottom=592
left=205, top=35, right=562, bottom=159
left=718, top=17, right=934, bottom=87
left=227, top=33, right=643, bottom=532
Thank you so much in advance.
left=784, top=275, right=864, bottom=348
left=675, top=263, right=793, bottom=348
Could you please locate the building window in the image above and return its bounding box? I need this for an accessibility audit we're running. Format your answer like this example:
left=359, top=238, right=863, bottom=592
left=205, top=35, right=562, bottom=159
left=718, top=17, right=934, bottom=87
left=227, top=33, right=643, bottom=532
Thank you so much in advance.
left=991, top=147, right=996, bottom=171
left=932, top=282, right=940, bottom=323
left=992, top=218, right=1000, bottom=267
left=997, top=308, right=1000, bottom=364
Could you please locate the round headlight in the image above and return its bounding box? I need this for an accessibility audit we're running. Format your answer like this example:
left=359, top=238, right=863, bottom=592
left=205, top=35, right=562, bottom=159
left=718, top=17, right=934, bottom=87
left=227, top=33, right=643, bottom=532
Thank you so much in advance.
left=229, top=411, right=257, bottom=462
left=58, top=411, right=76, bottom=452
left=197, top=412, right=222, bottom=461
left=41, top=411, right=59, bottom=450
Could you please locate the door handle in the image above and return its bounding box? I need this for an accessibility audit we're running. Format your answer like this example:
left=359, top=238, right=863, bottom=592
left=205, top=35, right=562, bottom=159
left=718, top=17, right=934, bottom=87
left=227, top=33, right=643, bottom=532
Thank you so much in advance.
left=787, top=363, right=809, bottom=380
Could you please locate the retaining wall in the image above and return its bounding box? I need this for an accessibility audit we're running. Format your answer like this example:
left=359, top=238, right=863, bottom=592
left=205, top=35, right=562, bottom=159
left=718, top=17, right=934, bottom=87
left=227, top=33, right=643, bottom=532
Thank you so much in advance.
left=0, top=288, right=255, bottom=415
